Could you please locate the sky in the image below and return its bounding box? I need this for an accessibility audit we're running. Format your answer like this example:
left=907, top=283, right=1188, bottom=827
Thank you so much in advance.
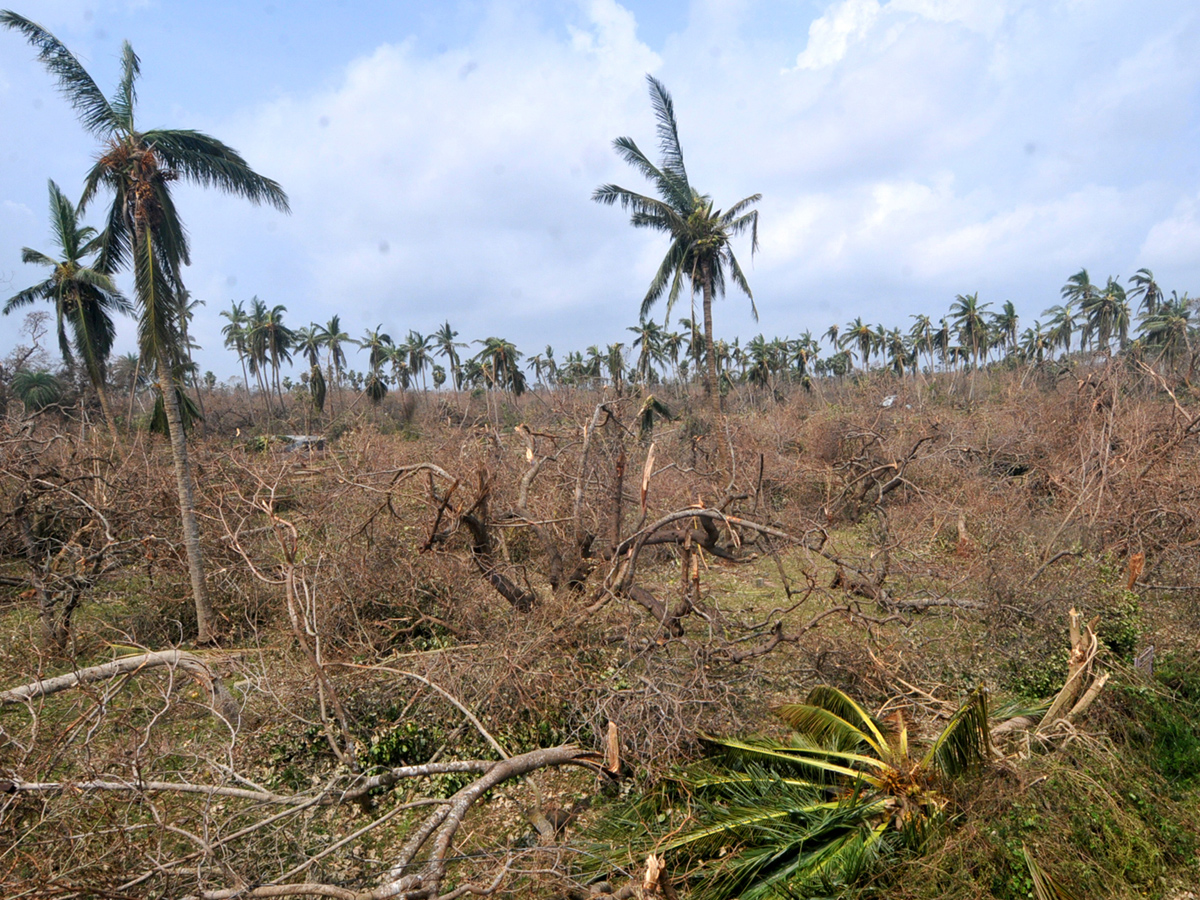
left=1, top=0, right=1199, bottom=379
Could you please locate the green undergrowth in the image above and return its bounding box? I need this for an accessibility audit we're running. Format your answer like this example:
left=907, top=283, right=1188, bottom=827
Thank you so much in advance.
left=853, top=672, right=1200, bottom=900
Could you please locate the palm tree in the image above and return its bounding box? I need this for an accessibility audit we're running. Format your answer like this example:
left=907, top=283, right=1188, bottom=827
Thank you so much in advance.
left=433, top=320, right=466, bottom=390
left=1081, top=276, right=1130, bottom=354
left=1138, top=293, right=1193, bottom=369
left=628, top=317, right=667, bottom=387
left=294, top=325, right=326, bottom=415
left=1042, top=302, right=1079, bottom=358
left=840, top=317, right=876, bottom=373
left=220, top=299, right=253, bottom=406
left=404, top=330, right=433, bottom=392
left=950, top=292, right=992, bottom=399
left=473, top=337, right=525, bottom=396
left=4, top=12, right=290, bottom=643
left=174, top=289, right=206, bottom=433
left=322, top=315, right=350, bottom=414
left=356, top=326, right=393, bottom=406
left=991, top=300, right=1019, bottom=359
left=594, top=74, right=760, bottom=429
left=11, top=370, right=65, bottom=411
left=1060, top=269, right=1098, bottom=351
left=591, top=686, right=993, bottom=900
left=1129, top=268, right=1163, bottom=318
left=4, top=179, right=130, bottom=438
left=246, top=297, right=274, bottom=419
left=254, top=303, right=293, bottom=408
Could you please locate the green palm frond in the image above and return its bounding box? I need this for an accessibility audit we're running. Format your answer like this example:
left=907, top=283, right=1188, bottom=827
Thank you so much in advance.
left=142, top=129, right=290, bottom=212
left=108, top=41, right=139, bottom=130
left=700, top=735, right=888, bottom=783
left=11, top=371, right=65, bottom=411
left=150, top=384, right=202, bottom=435
left=0, top=11, right=116, bottom=136
left=922, top=687, right=993, bottom=778
left=777, top=686, right=891, bottom=757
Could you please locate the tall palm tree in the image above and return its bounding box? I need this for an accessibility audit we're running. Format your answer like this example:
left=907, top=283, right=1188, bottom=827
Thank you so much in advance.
left=3, top=12, right=290, bottom=643
left=246, top=297, right=275, bottom=419
left=294, top=324, right=326, bottom=414
left=628, top=317, right=667, bottom=387
left=1138, top=292, right=1192, bottom=370
left=950, top=292, right=991, bottom=399
left=594, top=75, right=760, bottom=428
left=1060, top=269, right=1098, bottom=351
left=356, top=326, right=393, bottom=406
left=840, top=317, right=876, bottom=373
left=404, top=330, right=433, bottom=392
left=473, top=337, right=525, bottom=396
left=433, top=320, right=466, bottom=390
left=1129, top=268, right=1163, bottom=318
left=255, top=303, right=293, bottom=408
left=322, top=315, right=350, bottom=414
left=1042, top=302, right=1079, bottom=358
left=3, top=179, right=130, bottom=438
left=220, top=299, right=253, bottom=409
left=991, top=300, right=1019, bottom=360
left=1081, top=276, right=1130, bottom=354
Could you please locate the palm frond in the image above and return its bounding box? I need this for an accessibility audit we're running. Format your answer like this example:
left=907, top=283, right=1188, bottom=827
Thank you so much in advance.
left=778, top=686, right=891, bottom=757
left=0, top=11, right=117, bottom=136
left=701, top=735, right=887, bottom=782
left=132, top=227, right=179, bottom=364
left=1023, top=845, right=1080, bottom=900
left=646, top=74, right=689, bottom=189
left=18, top=247, right=56, bottom=268
left=142, top=129, right=290, bottom=212
left=108, top=40, right=140, bottom=130
left=642, top=238, right=688, bottom=317
left=726, top=250, right=758, bottom=320
left=922, top=687, right=993, bottom=778
left=3, top=279, right=53, bottom=314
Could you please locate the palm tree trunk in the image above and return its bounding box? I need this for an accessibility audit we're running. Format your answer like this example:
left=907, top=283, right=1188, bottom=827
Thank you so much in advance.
left=126, top=355, right=142, bottom=437
left=700, top=262, right=732, bottom=477
left=156, top=348, right=215, bottom=643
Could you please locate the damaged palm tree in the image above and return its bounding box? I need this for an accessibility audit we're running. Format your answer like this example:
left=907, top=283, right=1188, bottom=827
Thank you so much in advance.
left=586, top=686, right=993, bottom=900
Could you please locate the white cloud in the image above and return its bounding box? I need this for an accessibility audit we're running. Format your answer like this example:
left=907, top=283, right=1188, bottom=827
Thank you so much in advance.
left=790, top=0, right=881, bottom=71
left=1141, top=193, right=1200, bottom=268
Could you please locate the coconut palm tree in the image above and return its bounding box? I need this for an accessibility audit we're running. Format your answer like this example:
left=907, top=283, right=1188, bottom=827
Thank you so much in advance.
left=3, top=12, right=290, bottom=643
left=4, top=179, right=130, bottom=438
left=1129, top=268, right=1163, bottom=318
left=433, top=320, right=466, bottom=390
left=950, top=293, right=992, bottom=399
left=991, top=300, right=1019, bottom=360
left=220, top=299, right=253, bottom=407
left=1042, top=302, right=1079, bottom=358
left=356, top=326, right=392, bottom=407
left=174, top=289, right=206, bottom=433
left=628, top=317, right=667, bottom=387
left=1081, top=276, right=1130, bottom=354
left=840, top=317, right=877, bottom=373
left=1139, top=292, right=1193, bottom=370
left=322, top=315, right=350, bottom=414
left=593, top=74, right=760, bottom=426
left=294, top=325, right=326, bottom=414
left=253, top=303, right=293, bottom=408
left=403, top=330, right=433, bottom=392
left=590, top=686, right=994, bottom=900
left=473, top=337, right=525, bottom=396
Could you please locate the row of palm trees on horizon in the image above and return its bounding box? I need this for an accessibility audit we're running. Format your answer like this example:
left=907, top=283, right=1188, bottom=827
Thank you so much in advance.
left=12, top=262, right=1195, bottom=423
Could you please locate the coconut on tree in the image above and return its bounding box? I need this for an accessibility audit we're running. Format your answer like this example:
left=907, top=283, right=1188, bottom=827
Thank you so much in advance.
left=3, top=11, right=290, bottom=643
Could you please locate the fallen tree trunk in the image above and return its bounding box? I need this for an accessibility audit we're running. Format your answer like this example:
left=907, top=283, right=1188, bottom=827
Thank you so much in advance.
left=0, top=650, right=240, bottom=723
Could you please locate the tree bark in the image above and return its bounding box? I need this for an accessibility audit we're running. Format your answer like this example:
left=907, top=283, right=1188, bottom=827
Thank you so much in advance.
left=700, top=260, right=732, bottom=476
left=157, top=350, right=216, bottom=643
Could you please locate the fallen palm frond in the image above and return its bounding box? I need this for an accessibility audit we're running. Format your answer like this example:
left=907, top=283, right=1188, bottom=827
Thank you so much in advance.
left=581, top=685, right=995, bottom=900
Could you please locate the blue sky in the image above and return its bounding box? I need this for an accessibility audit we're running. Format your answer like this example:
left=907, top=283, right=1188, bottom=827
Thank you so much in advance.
left=2, top=0, right=1199, bottom=378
